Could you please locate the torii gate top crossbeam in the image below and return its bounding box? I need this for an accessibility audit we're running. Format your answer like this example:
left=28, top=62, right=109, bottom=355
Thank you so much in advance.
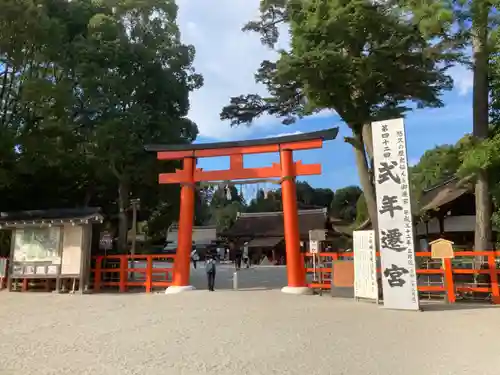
left=145, top=128, right=338, bottom=160
left=145, top=127, right=338, bottom=183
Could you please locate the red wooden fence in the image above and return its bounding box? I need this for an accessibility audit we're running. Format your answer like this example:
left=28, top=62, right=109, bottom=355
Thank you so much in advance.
left=6, top=250, right=500, bottom=304
left=92, top=254, right=174, bottom=293
left=0, top=257, right=8, bottom=289
left=305, top=251, right=500, bottom=304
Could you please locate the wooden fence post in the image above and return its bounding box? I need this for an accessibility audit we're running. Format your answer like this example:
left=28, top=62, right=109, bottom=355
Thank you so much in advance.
left=146, top=256, right=153, bottom=293
left=488, top=253, right=500, bottom=304
left=119, top=255, right=127, bottom=293
left=443, top=258, right=455, bottom=303
left=94, top=256, right=102, bottom=292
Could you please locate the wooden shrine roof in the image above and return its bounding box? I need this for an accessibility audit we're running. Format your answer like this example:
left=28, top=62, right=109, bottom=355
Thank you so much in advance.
left=419, top=177, right=471, bottom=212
left=355, top=177, right=472, bottom=230
left=145, top=128, right=338, bottom=152
left=221, top=208, right=343, bottom=239
left=0, top=207, right=103, bottom=227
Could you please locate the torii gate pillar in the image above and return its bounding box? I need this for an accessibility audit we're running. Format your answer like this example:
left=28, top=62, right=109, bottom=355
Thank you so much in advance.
left=165, top=157, right=196, bottom=294
left=280, top=149, right=309, bottom=294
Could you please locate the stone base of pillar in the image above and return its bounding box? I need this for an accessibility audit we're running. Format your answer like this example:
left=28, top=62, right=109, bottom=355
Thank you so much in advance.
left=281, top=286, right=313, bottom=295
left=164, top=285, right=196, bottom=294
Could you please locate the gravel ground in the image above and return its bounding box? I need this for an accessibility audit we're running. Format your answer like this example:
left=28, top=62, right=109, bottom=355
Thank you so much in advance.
left=1, top=266, right=499, bottom=375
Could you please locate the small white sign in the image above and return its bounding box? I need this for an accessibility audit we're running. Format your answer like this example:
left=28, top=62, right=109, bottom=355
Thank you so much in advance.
left=310, top=241, right=319, bottom=254
left=100, top=232, right=113, bottom=250
left=372, top=118, right=419, bottom=311
left=353, top=230, right=378, bottom=301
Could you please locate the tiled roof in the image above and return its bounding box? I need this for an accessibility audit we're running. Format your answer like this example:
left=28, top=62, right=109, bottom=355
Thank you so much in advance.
left=419, top=177, right=470, bottom=212
left=222, top=209, right=330, bottom=238
left=0, top=207, right=103, bottom=227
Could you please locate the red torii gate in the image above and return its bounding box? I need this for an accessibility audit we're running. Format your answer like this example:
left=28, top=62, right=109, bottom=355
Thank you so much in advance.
left=146, top=128, right=338, bottom=294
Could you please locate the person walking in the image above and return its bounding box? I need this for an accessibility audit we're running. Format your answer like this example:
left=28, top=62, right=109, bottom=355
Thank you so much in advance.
left=205, top=254, right=217, bottom=291
left=191, top=246, right=199, bottom=269
left=234, top=242, right=242, bottom=270
left=243, top=241, right=250, bottom=268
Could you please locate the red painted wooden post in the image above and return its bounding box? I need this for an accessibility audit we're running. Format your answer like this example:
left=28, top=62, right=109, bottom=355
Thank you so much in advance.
left=488, top=253, right=500, bottom=304
left=146, top=256, right=153, bottom=293
left=22, top=278, right=28, bottom=292
left=94, top=256, right=103, bottom=292
left=443, top=258, right=455, bottom=303
left=280, top=149, right=306, bottom=288
left=172, top=157, right=196, bottom=289
left=119, top=255, right=127, bottom=293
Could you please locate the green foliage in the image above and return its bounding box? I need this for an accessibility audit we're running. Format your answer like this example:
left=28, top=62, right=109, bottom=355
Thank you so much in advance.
left=354, top=193, right=368, bottom=227
left=396, top=0, right=497, bottom=248
left=245, top=181, right=335, bottom=213
left=410, top=139, right=473, bottom=195
left=330, top=186, right=362, bottom=222
left=221, top=0, right=453, bottom=132
left=221, top=0, right=454, bottom=230
left=0, top=0, right=202, bottom=243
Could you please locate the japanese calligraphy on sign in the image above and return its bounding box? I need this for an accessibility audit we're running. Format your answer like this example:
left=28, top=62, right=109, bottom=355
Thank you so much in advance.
left=372, top=118, right=419, bottom=311
left=353, top=230, right=379, bottom=301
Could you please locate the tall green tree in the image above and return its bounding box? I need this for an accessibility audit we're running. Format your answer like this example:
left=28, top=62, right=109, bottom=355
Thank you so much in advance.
left=0, top=0, right=202, bottom=248
left=393, top=0, right=498, bottom=249
left=71, top=0, right=202, bottom=249
left=330, top=186, right=362, bottom=222
left=207, top=185, right=245, bottom=231
left=220, top=0, right=453, bottom=233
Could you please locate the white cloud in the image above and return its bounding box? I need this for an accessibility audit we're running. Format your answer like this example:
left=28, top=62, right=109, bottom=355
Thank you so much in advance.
left=177, top=1, right=471, bottom=141
left=449, top=64, right=473, bottom=96
left=177, top=0, right=289, bottom=140
left=265, top=130, right=303, bottom=138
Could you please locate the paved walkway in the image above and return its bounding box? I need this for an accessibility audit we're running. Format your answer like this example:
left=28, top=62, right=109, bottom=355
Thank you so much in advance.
left=187, top=263, right=288, bottom=290
left=1, top=267, right=499, bottom=375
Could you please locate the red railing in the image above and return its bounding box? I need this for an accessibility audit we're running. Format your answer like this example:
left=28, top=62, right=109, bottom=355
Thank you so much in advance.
left=92, top=254, right=175, bottom=293
left=304, top=251, right=500, bottom=304
left=0, top=257, right=8, bottom=290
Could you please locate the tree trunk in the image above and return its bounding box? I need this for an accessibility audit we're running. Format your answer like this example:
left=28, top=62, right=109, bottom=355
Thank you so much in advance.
left=472, top=4, right=492, bottom=250
left=117, top=181, right=129, bottom=252
left=352, top=132, right=378, bottom=232
left=362, top=123, right=375, bottom=185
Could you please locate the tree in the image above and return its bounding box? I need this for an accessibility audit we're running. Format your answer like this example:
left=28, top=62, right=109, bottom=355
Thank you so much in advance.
left=65, top=0, right=202, bottom=249
left=354, top=194, right=369, bottom=227
left=207, top=185, right=245, bottom=231
left=394, top=0, right=497, bottom=249
left=410, top=143, right=464, bottom=201
left=0, top=0, right=203, bottom=249
left=330, top=186, right=362, bottom=222
left=220, top=0, right=453, bottom=233
left=244, top=181, right=333, bottom=213
left=246, top=189, right=283, bottom=212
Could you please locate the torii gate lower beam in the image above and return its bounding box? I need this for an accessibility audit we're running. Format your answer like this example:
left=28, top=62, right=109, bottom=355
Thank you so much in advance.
left=146, top=128, right=338, bottom=294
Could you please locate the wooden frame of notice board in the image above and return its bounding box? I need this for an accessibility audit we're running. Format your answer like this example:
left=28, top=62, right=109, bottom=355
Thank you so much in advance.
left=2, top=211, right=102, bottom=293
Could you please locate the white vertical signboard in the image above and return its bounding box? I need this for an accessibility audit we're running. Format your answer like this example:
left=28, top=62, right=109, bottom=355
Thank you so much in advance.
left=353, top=230, right=378, bottom=301
left=372, top=118, right=419, bottom=310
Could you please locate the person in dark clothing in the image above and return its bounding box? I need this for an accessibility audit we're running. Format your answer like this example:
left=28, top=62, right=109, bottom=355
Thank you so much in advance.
left=234, top=242, right=242, bottom=270
left=191, top=246, right=199, bottom=269
left=205, top=254, right=217, bottom=291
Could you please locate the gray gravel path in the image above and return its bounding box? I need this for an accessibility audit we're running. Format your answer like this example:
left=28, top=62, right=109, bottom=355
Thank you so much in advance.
left=1, top=267, right=499, bottom=375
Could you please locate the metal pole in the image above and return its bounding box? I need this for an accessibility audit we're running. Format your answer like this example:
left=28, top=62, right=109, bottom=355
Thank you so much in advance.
left=130, top=198, right=140, bottom=280
left=233, top=271, right=238, bottom=290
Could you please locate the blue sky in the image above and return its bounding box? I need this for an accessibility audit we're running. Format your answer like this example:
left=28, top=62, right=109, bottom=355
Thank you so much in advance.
left=195, top=89, right=472, bottom=191
left=176, top=0, right=474, bottom=193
